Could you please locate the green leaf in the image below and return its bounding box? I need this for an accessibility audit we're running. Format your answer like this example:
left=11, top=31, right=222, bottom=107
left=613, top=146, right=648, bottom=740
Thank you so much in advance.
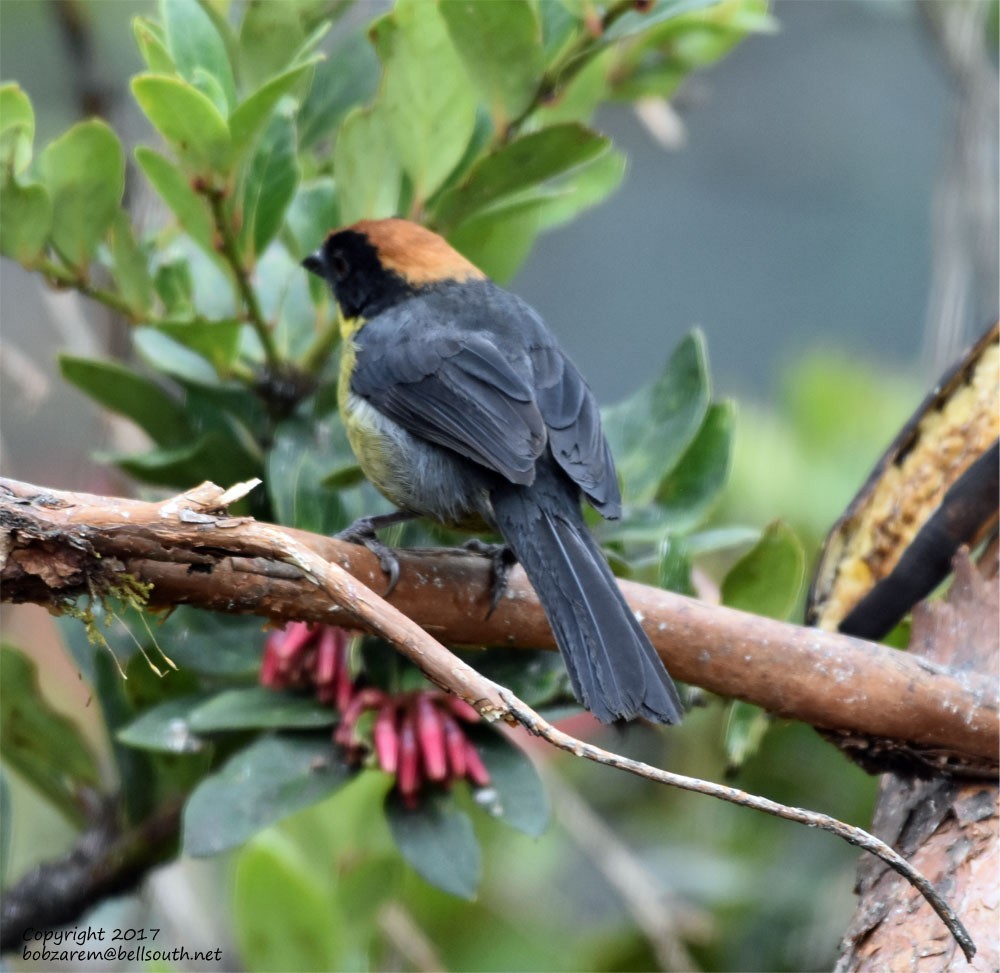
left=267, top=417, right=351, bottom=535
left=189, top=688, right=337, bottom=732
left=533, top=145, right=626, bottom=231
left=153, top=258, right=196, bottom=317
left=135, top=146, right=216, bottom=255
left=723, top=699, right=771, bottom=771
left=162, top=0, right=237, bottom=111
left=0, top=179, right=51, bottom=264
left=468, top=648, right=572, bottom=709
left=0, top=644, right=100, bottom=826
left=234, top=830, right=344, bottom=973
left=298, top=32, right=380, bottom=152
left=132, top=73, right=231, bottom=178
left=136, top=608, right=264, bottom=680
left=0, top=82, right=35, bottom=174
left=657, top=400, right=735, bottom=528
left=237, top=0, right=306, bottom=90
left=658, top=534, right=696, bottom=596
left=133, top=16, right=175, bottom=72
left=603, top=330, right=711, bottom=506
left=36, top=119, right=124, bottom=271
left=439, top=0, right=544, bottom=128
left=333, top=105, right=400, bottom=224
left=721, top=520, right=805, bottom=621
left=371, top=0, right=478, bottom=203
left=59, top=354, right=191, bottom=447
left=385, top=788, right=481, bottom=899
left=113, top=430, right=260, bottom=489
left=0, top=770, right=10, bottom=886
left=229, top=59, right=317, bottom=157
left=109, top=212, right=155, bottom=316
left=283, top=178, right=338, bottom=260
left=468, top=727, right=549, bottom=838
left=239, top=105, right=300, bottom=259
left=117, top=694, right=211, bottom=753
left=447, top=200, right=542, bottom=283
left=433, top=123, right=610, bottom=228
left=183, top=734, right=356, bottom=856
left=147, top=319, right=243, bottom=373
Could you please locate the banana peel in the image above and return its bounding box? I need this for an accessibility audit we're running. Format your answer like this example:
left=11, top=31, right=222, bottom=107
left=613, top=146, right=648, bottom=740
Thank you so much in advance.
left=807, top=322, right=999, bottom=640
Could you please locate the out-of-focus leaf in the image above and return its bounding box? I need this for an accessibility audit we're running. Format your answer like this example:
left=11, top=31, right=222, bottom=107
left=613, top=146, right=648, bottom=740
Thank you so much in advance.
left=371, top=0, right=478, bottom=203
left=162, top=0, right=237, bottom=111
left=59, top=354, right=191, bottom=447
left=183, top=734, right=356, bottom=856
left=467, top=647, right=572, bottom=709
left=234, top=830, right=344, bottom=973
left=239, top=106, right=300, bottom=259
left=237, top=0, right=306, bottom=89
left=112, top=431, right=260, bottom=489
left=533, top=144, right=626, bottom=231
left=132, top=74, right=231, bottom=178
left=298, top=32, right=380, bottom=152
left=721, top=520, right=804, bottom=621
left=133, top=326, right=219, bottom=385
left=134, top=608, right=265, bottom=680
left=385, top=788, right=481, bottom=899
left=37, top=120, right=124, bottom=271
left=439, top=0, right=544, bottom=128
left=600, top=0, right=725, bottom=44
left=604, top=330, right=711, bottom=506
left=189, top=688, right=337, bottom=733
left=135, top=146, right=216, bottom=256
left=433, top=123, right=610, bottom=228
left=468, top=727, right=549, bottom=838
left=148, top=319, right=243, bottom=374
left=109, top=212, right=155, bottom=316
left=267, top=417, right=353, bottom=535
left=0, top=645, right=100, bottom=826
left=229, top=59, right=318, bottom=158
left=133, top=16, right=175, bottom=73
left=117, top=694, right=212, bottom=754
left=447, top=201, right=542, bottom=284
left=0, top=83, right=34, bottom=174
left=723, top=699, right=771, bottom=771
left=658, top=534, right=696, bottom=596
left=333, top=105, right=400, bottom=224
left=153, top=258, right=195, bottom=317
left=283, top=178, right=338, bottom=259
left=657, top=400, right=735, bottom=528
left=0, top=179, right=51, bottom=264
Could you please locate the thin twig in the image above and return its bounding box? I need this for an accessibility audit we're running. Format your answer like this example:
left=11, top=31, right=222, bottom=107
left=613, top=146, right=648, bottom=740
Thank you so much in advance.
left=202, top=188, right=280, bottom=369
left=501, top=692, right=977, bottom=963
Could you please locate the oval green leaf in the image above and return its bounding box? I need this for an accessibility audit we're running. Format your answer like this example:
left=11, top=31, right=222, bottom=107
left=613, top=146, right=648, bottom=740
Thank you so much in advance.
left=384, top=788, right=481, bottom=899
left=189, top=688, right=336, bottom=733
left=135, top=146, right=216, bottom=255
left=468, top=727, right=549, bottom=838
left=0, top=179, right=51, bottom=264
left=439, top=0, right=544, bottom=128
left=37, top=119, right=124, bottom=271
left=162, top=0, right=237, bottom=111
left=721, top=520, right=805, bottom=620
left=183, top=734, right=356, bottom=857
left=132, top=74, right=231, bottom=178
left=371, top=0, right=477, bottom=203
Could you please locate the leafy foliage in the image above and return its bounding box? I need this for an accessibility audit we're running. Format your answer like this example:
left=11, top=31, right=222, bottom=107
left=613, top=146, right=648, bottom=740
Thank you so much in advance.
left=0, top=0, right=801, bottom=967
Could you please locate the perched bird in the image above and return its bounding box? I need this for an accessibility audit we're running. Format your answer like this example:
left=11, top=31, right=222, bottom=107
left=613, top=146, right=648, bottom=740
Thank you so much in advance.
left=303, top=219, right=683, bottom=724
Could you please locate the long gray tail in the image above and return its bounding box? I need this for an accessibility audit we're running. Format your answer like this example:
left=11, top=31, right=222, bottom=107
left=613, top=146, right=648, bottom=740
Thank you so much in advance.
left=490, top=478, right=683, bottom=725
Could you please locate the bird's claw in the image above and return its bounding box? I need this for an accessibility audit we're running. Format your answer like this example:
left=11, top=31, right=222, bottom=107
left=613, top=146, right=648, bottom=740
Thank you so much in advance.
left=463, top=539, right=517, bottom=617
left=336, top=517, right=403, bottom=597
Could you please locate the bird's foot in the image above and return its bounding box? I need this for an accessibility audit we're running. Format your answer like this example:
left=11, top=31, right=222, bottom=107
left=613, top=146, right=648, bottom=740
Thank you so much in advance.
left=463, top=539, right=518, bottom=617
left=336, top=511, right=416, bottom=596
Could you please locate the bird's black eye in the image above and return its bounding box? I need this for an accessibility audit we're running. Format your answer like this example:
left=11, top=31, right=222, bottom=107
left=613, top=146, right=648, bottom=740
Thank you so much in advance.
left=330, top=249, right=349, bottom=280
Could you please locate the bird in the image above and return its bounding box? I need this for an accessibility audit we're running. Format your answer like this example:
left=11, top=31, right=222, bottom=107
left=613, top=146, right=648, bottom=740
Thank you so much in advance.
left=302, top=218, right=683, bottom=725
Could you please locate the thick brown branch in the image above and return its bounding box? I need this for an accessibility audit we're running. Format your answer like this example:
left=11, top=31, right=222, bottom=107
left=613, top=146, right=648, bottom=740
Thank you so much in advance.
left=2, top=477, right=997, bottom=767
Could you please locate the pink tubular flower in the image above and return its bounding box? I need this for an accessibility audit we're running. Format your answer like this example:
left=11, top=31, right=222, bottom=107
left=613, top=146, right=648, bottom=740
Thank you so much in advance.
left=260, top=624, right=491, bottom=808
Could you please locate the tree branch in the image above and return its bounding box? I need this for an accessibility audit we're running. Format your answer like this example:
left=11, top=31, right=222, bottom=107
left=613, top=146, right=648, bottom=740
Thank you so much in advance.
left=2, top=476, right=995, bottom=768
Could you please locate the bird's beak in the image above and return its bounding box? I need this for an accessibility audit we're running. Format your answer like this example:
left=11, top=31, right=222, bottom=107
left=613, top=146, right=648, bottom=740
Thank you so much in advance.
left=301, top=250, right=324, bottom=276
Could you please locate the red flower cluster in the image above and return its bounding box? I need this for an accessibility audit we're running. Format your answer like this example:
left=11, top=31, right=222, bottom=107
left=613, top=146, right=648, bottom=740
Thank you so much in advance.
left=261, top=623, right=491, bottom=806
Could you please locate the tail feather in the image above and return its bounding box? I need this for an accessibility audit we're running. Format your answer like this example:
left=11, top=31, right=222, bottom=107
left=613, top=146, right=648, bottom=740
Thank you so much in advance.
left=491, top=480, right=683, bottom=725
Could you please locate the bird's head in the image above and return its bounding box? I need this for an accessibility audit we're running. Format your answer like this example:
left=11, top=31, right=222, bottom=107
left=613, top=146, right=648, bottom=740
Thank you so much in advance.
left=302, top=218, right=485, bottom=320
